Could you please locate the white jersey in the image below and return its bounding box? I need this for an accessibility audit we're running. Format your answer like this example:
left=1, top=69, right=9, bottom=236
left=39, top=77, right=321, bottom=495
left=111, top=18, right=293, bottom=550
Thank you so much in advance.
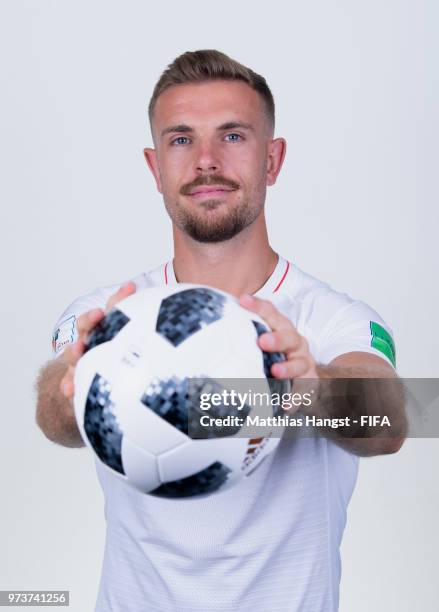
left=51, top=256, right=396, bottom=612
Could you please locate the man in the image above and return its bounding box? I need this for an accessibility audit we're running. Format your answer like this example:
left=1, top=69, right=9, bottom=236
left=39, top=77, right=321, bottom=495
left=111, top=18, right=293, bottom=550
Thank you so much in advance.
left=36, top=49, right=406, bottom=611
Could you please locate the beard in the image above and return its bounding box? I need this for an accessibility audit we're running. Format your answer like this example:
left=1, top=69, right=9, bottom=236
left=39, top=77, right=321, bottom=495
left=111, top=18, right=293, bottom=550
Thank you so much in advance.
left=174, top=197, right=260, bottom=243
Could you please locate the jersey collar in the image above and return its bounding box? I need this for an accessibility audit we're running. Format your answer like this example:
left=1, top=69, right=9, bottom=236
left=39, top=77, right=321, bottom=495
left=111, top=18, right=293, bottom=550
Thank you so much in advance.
left=163, top=255, right=290, bottom=296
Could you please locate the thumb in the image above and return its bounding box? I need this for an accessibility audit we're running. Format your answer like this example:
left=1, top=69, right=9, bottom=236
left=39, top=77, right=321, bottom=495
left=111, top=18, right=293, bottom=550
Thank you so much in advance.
left=105, top=281, right=136, bottom=313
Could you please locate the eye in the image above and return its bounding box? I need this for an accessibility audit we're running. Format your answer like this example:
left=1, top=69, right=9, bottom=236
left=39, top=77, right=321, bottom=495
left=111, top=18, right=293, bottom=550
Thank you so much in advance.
left=171, top=136, right=190, bottom=145
left=225, top=133, right=242, bottom=142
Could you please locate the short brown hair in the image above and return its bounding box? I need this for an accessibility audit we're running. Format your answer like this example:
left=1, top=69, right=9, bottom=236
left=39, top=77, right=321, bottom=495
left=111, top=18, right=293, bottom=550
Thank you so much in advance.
left=148, top=49, right=275, bottom=133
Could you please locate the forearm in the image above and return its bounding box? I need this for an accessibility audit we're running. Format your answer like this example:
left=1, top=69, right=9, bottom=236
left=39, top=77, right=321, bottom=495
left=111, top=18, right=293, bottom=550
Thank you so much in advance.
left=35, top=356, right=85, bottom=449
left=307, top=362, right=408, bottom=456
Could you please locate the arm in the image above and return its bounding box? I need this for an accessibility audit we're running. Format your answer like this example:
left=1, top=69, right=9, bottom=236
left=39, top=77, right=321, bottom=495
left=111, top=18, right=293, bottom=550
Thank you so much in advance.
left=239, top=294, right=407, bottom=457
left=36, top=351, right=86, bottom=448
left=35, top=283, right=136, bottom=448
left=314, top=352, right=407, bottom=456
left=35, top=309, right=104, bottom=448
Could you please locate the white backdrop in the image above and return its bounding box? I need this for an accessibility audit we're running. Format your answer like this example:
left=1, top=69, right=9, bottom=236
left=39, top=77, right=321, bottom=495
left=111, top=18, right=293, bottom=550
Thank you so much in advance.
left=1, top=1, right=437, bottom=610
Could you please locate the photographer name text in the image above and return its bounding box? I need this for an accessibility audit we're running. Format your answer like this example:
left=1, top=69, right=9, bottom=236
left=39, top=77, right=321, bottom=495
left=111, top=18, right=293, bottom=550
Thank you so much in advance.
left=199, top=414, right=391, bottom=429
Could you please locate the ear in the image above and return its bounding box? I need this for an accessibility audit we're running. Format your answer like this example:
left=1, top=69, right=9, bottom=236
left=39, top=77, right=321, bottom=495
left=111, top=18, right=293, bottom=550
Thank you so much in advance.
left=266, top=138, right=287, bottom=187
left=143, top=147, right=163, bottom=193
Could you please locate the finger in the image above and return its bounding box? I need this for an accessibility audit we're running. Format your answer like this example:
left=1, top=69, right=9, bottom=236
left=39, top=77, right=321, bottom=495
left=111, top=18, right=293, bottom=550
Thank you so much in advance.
left=106, top=281, right=136, bottom=313
left=76, top=309, right=105, bottom=337
left=239, top=294, right=291, bottom=331
left=271, top=357, right=310, bottom=379
left=258, top=328, right=302, bottom=353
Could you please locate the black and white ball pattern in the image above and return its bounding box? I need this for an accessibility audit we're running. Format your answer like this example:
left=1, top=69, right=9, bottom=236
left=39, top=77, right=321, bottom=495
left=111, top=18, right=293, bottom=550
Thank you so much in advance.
left=74, top=284, right=289, bottom=498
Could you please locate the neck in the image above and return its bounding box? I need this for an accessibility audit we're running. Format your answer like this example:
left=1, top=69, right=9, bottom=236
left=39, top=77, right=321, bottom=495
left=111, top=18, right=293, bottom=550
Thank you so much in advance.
left=172, top=213, right=278, bottom=297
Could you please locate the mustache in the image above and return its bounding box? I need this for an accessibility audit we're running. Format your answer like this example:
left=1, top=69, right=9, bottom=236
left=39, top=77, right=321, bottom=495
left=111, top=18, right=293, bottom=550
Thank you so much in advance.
left=180, top=175, right=239, bottom=195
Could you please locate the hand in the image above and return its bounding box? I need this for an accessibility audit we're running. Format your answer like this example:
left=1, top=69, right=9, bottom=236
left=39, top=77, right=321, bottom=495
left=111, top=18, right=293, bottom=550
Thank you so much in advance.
left=59, top=282, right=136, bottom=400
left=239, top=294, right=318, bottom=380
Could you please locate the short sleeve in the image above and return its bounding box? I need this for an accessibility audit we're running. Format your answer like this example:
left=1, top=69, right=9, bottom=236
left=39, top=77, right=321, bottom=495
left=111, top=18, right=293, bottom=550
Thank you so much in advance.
left=314, top=298, right=396, bottom=369
left=51, top=290, right=108, bottom=358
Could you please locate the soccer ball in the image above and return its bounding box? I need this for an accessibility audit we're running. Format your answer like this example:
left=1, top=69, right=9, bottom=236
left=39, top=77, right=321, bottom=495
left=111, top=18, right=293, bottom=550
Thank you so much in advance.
left=73, top=284, right=290, bottom=499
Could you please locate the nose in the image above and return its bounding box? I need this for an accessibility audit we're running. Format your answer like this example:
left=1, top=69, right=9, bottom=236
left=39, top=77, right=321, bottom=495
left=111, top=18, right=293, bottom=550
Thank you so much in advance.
left=194, top=141, right=221, bottom=174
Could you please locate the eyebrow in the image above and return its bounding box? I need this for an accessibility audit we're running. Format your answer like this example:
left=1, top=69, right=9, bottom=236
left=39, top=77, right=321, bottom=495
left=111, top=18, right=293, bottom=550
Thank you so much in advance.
left=160, top=121, right=255, bottom=139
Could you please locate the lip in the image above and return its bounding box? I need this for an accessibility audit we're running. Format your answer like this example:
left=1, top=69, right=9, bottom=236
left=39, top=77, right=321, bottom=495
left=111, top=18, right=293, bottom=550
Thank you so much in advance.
left=189, top=187, right=236, bottom=198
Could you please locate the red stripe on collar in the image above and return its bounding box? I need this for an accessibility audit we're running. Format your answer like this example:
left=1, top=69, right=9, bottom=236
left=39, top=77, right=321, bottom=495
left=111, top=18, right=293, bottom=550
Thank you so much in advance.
left=273, top=260, right=290, bottom=293
left=164, top=262, right=168, bottom=285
